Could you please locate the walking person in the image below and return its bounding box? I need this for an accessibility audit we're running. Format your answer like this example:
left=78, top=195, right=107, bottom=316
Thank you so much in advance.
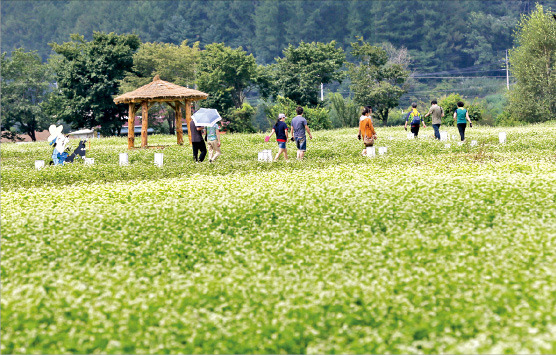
left=358, top=107, right=377, bottom=156
left=290, top=106, right=313, bottom=160
left=267, top=113, right=289, bottom=161
left=453, top=101, right=472, bottom=141
left=189, top=119, right=207, bottom=162
left=206, top=123, right=221, bottom=162
left=424, top=100, right=444, bottom=140
left=359, top=106, right=373, bottom=123
left=404, top=103, right=426, bottom=138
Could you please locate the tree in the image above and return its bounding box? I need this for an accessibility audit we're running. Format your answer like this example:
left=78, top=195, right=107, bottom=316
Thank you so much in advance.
left=0, top=48, right=53, bottom=141
left=349, top=38, right=410, bottom=125
left=508, top=4, right=556, bottom=123
left=273, top=41, right=345, bottom=107
left=49, top=32, right=140, bottom=135
left=197, top=43, right=258, bottom=113
left=120, top=40, right=200, bottom=134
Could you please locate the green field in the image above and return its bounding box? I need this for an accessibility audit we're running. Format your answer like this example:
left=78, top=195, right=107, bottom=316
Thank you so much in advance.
left=2, top=124, right=556, bottom=354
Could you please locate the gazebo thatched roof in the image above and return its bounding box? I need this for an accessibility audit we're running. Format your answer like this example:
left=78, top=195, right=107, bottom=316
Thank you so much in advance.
left=114, top=75, right=208, bottom=104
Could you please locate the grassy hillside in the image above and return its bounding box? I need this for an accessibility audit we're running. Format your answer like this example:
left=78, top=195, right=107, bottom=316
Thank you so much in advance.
left=2, top=124, right=555, bottom=353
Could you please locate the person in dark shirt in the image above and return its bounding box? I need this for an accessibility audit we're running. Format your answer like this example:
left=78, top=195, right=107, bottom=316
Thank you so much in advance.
left=267, top=113, right=289, bottom=161
left=189, top=119, right=207, bottom=162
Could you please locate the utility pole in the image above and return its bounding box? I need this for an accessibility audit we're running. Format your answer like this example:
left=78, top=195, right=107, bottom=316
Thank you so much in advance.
left=506, top=49, right=510, bottom=90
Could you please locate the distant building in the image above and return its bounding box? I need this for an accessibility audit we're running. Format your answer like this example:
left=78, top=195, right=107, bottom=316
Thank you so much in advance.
left=120, top=116, right=189, bottom=136
left=67, top=129, right=96, bottom=139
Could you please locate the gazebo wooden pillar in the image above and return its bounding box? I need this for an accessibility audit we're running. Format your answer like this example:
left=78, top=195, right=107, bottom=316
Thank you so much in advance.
left=114, top=75, right=208, bottom=149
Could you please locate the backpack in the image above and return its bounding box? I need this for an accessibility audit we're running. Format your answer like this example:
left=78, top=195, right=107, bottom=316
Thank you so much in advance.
left=408, top=111, right=421, bottom=125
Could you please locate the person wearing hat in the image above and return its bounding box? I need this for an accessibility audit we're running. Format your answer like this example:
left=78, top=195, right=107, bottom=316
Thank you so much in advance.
left=267, top=113, right=289, bottom=161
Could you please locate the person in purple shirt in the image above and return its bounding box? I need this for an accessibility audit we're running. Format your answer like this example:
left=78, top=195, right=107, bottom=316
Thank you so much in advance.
left=289, top=106, right=313, bottom=160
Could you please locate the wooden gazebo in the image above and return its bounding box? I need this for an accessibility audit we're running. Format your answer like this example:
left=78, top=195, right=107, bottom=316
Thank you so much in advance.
left=114, top=75, right=208, bottom=149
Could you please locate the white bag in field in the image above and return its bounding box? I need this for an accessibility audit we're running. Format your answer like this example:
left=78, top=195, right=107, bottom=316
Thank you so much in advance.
left=499, top=132, right=507, bottom=144
left=119, top=153, right=129, bottom=166
left=445, top=144, right=451, bottom=148
left=84, top=158, right=95, bottom=165
left=440, top=131, right=448, bottom=141
left=407, top=132, right=414, bottom=139
left=366, top=147, right=376, bottom=157
left=458, top=142, right=464, bottom=146
left=471, top=140, right=477, bottom=146
left=258, top=149, right=272, bottom=162
left=154, top=153, right=163, bottom=167
left=35, top=160, right=45, bottom=170
left=378, top=147, right=387, bottom=155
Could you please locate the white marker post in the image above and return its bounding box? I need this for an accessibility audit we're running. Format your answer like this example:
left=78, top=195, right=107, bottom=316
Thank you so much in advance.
left=366, top=146, right=376, bottom=157
left=499, top=132, right=507, bottom=144
left=35, top=160, right=45, bottom=170
left=440, top=131, right=448, bottom=141
left=258, top=149, right=272, bottom=162
left=154, top=153, right=163, bottom=167
left=119, top=153, right=129, bottom=166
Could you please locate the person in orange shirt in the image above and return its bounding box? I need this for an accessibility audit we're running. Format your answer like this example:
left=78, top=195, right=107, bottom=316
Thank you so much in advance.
left=358, top=106, right=377, bottom=156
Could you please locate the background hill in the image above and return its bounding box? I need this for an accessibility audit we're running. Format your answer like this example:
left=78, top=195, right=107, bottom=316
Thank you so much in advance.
left=3, top=0, right=555, bottom=72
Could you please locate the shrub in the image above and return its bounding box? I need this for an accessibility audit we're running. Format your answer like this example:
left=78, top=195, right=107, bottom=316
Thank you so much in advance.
left=227, top=103, right=256, bottom=133
left=439, top=94, right=483, bottom=126
left=265, top=96, right=332, bottom=130
left=327, top=93, right=359, bottom=128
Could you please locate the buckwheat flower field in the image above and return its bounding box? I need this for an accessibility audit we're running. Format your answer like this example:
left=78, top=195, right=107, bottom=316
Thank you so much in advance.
left=2, top=124, right=555, bottom=353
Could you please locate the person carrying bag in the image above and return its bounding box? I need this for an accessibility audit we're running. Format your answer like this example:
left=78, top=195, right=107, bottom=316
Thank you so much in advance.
left=358, top=107, right=377, bottom=156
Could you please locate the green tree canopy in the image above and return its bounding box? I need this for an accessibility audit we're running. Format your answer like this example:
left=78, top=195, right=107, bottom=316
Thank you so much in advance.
left=349, top=38, right=410, bottom=124
left=49, top=32, right=140, bottom=135
left=273, top=41, right=345, bottom=107
left=0, top=48, right=53, bottom=141
left=120, top=40, right=200, bottom=92
left=197, top=43, right=258, bottom=113
left=508, top=4, right=556, bottom=123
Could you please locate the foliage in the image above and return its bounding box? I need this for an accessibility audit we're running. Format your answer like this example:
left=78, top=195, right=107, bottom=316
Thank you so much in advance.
left=120, top=40, right=200, bottom=92
left=1, top=0, right=549, bottom=75
left=226, top=102, right=256, bottom=134
left=272, top=41, right=345, bottom=107
left=439, top=94, right=483, bottom=126
left=508, top=4, right=556, bottom=123
left=119, top=40, right=200, bottom=135
left=0, top=48, right=53, bottom=141
left=349, top=38, right=410, bottom=125
left=264, top=96, right=332, bottom=131
left=49, top=32, right=140, bottom=136
left=326, top=93, right=360, bottom=128
left=197, top=43, right=258, bottom=114
left=2, top=124, right=556, bottom=353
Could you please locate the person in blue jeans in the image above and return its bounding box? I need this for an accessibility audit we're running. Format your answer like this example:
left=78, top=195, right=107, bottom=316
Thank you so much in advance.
left=289, top=106, right=313, bottom=160
left=453, top=101, right=473, bottom=141
left=268, top=113, right=289, bottom=161
left=424, top=100, right=444, bottom=140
